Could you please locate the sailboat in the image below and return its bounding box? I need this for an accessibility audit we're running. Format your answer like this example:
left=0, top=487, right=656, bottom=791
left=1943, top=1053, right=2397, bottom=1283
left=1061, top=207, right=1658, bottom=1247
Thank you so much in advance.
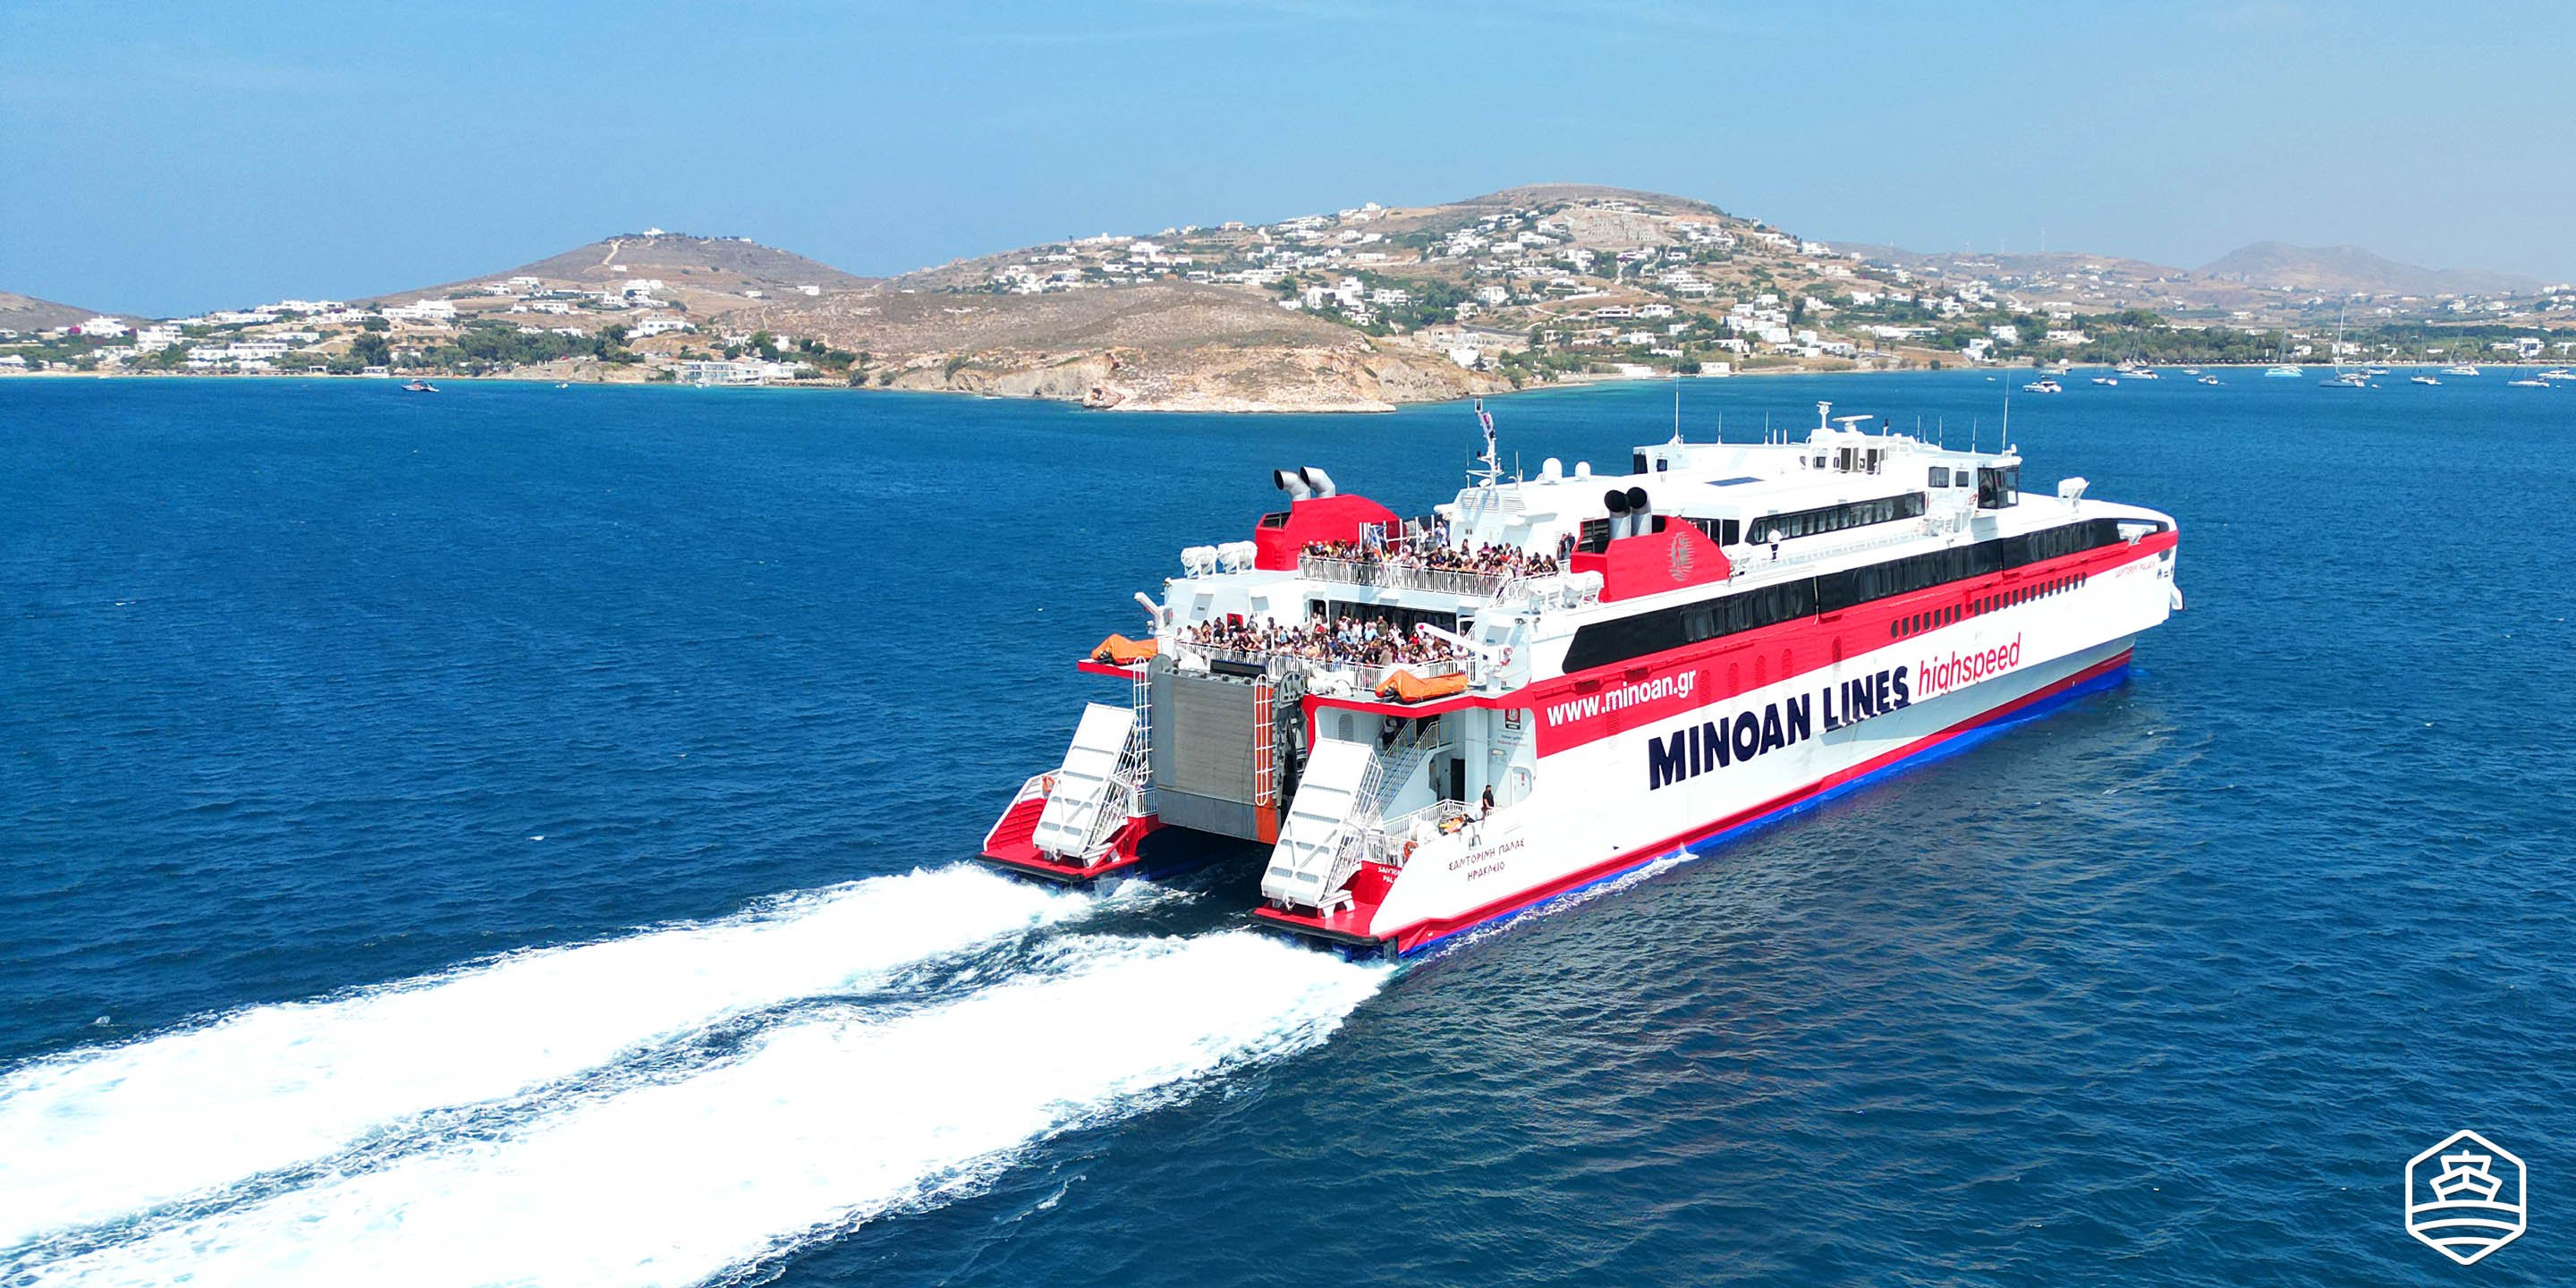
left=2318, top=308, right=2370, bottom=388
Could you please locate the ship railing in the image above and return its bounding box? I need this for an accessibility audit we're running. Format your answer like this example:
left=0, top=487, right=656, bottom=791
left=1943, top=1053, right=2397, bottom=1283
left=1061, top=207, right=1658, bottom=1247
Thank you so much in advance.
left=1298, top=554, right=1531, bottom=601
left=1366, top=799, right=1479, bottom=869
left=1175, top=642, right=1470, bottom=694
left=984, top=772, right=1055, bottom=854
left=1511, top=572, right=1602, bottom=612
left=1733, top=518, right=1946, bottom=576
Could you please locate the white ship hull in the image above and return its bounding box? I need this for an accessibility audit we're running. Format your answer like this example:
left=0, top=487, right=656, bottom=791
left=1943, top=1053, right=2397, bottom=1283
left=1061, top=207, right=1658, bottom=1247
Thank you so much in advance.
left=1267, top=538, right=2171, bottom=953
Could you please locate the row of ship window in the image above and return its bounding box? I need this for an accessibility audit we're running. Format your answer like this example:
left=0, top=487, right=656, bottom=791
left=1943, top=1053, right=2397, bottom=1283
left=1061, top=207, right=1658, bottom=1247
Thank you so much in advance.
left=1560, top=517, right=2149, bottom=673
left=1890, top=572, right=2089, bottom=639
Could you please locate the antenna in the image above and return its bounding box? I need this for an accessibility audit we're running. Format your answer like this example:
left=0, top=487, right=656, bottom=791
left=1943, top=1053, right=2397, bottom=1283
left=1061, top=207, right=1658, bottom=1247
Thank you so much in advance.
left=1470, top=398, right=1500, bottom=487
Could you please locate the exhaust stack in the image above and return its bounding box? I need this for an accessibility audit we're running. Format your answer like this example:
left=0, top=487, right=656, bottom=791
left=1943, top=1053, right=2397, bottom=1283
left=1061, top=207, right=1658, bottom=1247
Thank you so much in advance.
left=1272, top=468, right=1313, bottom=501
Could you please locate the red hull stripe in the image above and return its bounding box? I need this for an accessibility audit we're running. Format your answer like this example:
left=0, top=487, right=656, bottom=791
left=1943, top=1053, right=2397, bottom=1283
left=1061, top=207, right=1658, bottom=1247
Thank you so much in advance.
left=1280, top=647, right=2133, bottom=953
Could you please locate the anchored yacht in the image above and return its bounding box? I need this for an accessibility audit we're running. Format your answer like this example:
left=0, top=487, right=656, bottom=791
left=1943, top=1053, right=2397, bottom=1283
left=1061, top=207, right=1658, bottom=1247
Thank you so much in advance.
left=978, top=402, right=2182, bottom=956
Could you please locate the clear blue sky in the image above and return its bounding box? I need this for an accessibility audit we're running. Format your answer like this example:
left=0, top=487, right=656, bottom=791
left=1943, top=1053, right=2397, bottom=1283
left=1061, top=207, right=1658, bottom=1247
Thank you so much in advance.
left=5, top=0, right=2570, bottom=316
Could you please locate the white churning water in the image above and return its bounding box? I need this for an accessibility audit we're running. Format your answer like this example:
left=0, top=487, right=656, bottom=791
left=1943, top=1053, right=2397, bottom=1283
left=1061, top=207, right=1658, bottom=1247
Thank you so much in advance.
left=19, top=931, right=1388, bottom=1288
left=0, top=865, right=1092, bottom=1249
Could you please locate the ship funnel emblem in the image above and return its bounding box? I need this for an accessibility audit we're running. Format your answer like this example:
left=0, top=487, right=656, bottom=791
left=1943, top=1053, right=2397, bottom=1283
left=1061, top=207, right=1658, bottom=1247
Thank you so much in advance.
left=2405, top=1130, right=2526, bottom=1266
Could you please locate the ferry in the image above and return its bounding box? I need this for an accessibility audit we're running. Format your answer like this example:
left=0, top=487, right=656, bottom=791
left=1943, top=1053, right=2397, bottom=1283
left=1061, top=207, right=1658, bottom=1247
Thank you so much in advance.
left=978, top=403, right=2182, bottom=956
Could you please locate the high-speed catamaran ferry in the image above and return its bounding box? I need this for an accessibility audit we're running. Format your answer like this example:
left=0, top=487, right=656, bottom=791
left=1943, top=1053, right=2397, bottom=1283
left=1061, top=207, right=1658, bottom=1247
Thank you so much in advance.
left=978, top=402, right=2182, bottom=955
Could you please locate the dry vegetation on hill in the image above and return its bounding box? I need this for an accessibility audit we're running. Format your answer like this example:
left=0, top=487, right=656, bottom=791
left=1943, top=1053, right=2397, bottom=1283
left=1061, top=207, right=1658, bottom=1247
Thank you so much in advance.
left=13, top=187, right=2569, bottom=398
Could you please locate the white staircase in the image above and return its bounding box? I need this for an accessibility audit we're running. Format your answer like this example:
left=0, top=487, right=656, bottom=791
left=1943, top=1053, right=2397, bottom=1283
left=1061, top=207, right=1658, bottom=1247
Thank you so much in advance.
left=1260, top=740, right=1377, bottom=911
left=1031, top=703, right=1141, bottom=865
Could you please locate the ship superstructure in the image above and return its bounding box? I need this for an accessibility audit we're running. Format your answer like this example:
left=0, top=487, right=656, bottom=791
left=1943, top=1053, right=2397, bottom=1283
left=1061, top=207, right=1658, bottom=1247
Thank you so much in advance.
left=979, top=402, right=2182, bottom=954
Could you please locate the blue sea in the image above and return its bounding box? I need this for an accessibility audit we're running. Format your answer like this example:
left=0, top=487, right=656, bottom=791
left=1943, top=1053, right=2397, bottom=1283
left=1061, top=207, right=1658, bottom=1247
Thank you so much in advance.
left=3, top=372, right=2570, bottom=1286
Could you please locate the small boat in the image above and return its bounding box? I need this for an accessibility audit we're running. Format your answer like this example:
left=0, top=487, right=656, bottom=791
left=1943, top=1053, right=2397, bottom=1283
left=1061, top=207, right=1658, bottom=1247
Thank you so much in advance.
left=2115, top=362, right=2160, bottom=380
left=2509, top=377, right=2552, bottom=388
left=2264, top=364, right=2302, bottom=377
left=2444, top=364, right=2480, bottom=377
left=402, top=379, right=438, bottom=393
left=2410, top=374, right=2441, bottom=386
left=2091, top=377, right=2119, bottom=386
left=2318, top=308, right=2369, bottom=389
left=2182, top=367, right=2203, bottom=376
left=555, top=382, right=570, bottom=389
left=2197, top=374, right=2221, bottom=386
left=2022, top=377, right=2063, bottom=394
left=2540, top=368, right=2576, bottom=382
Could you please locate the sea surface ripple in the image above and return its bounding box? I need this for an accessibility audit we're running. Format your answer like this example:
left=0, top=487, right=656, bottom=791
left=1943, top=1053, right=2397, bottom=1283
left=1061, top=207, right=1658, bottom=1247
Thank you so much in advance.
left=3, top=374, right=2570, bottom=1285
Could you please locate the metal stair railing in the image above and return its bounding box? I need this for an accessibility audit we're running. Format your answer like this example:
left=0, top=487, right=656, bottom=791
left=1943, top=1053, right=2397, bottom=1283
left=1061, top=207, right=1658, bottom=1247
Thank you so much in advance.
left=1066, top=725, right=1151, bottom=865
left=1317, top=732, right=1445, bottom=897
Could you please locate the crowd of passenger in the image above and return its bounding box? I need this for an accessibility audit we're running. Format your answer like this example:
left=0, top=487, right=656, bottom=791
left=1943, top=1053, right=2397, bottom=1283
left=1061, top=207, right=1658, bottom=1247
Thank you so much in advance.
left=1176, top=614, right=1464, bottom=670
left=1300, top=537, right=1563, bottom=581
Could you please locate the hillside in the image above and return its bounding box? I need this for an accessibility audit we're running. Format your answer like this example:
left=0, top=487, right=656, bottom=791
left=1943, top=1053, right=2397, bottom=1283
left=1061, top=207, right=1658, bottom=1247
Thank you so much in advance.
left=13, top=187, right=2568, bottom=397
left=379, top=231, right=877, bottom=314
left=740, top=280, right=1493, bottom=411
left=2197, top=241, right=2541, bottom=298
left=0, top=290, right=106, bottom=333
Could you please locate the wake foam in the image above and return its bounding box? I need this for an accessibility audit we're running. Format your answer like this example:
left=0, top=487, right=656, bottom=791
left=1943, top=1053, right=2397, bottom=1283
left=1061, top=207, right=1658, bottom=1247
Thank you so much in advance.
left=19, top=932, right=1386, bottom=1288
left=0, top=865, right=1089, bottom=1248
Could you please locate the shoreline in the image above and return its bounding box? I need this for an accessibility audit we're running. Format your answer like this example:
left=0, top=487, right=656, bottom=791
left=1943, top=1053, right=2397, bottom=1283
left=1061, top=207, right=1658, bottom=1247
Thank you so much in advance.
left=0, top=358, right=2535, bottom=413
